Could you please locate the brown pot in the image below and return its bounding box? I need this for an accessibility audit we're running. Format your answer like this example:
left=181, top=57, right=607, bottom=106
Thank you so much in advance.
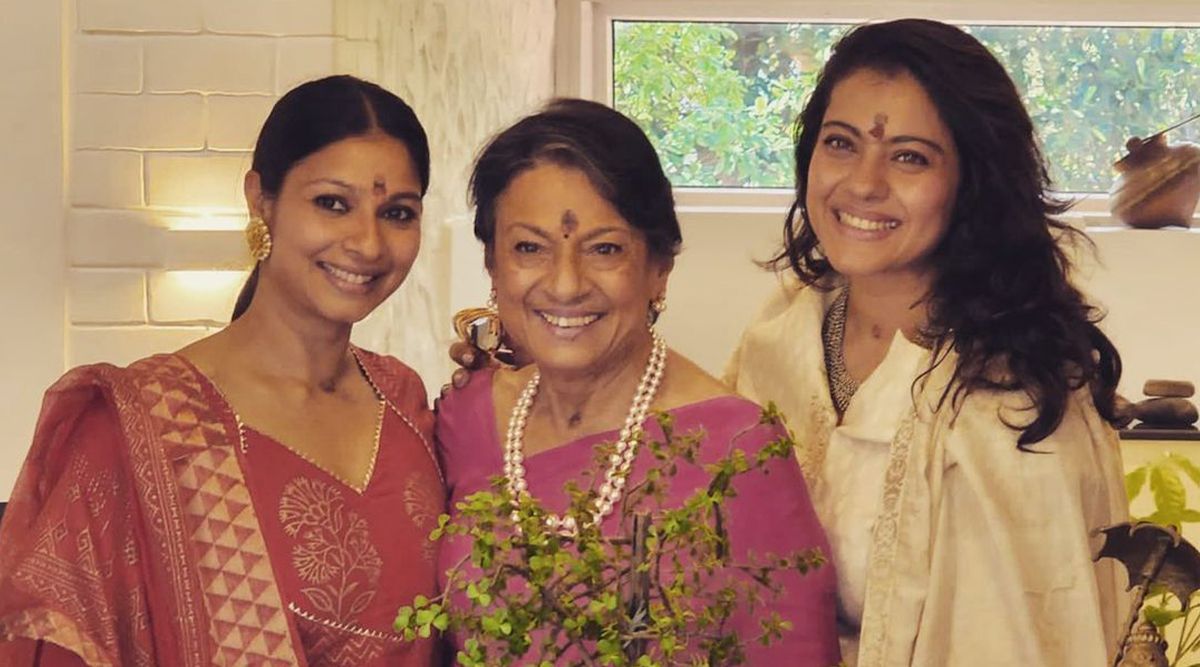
left=1110, top=134, right=1200, bottom=229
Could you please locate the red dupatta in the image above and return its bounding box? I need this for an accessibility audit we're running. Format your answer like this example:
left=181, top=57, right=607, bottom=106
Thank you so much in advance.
left=0, top=349, right=435, bottom=666
left=0, top=354, right=302, bottom=665
left=0, top=352, right=441, bottom=662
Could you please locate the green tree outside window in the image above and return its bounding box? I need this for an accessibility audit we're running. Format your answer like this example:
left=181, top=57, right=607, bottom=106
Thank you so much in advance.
left=613, top=21, right=1200, bottom=193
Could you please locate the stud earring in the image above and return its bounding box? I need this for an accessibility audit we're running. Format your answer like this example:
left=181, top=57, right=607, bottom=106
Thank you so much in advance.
left=246, top=216, right=272, bottom=262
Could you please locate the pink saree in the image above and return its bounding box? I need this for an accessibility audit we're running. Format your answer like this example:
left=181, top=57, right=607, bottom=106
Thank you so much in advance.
left=435, top=369, right=841, bottom=665
left=0, top=350, right=444, bottom=666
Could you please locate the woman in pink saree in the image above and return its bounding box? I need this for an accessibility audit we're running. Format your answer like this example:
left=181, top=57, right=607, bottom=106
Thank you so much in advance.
left=0, top=76, right=444, bottom=666
left=436, top=99, right=840, bottom=665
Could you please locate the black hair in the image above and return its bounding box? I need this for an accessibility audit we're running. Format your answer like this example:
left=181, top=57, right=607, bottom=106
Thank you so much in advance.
left=771, top=19, right=1122, bottom=446
left=469, top=98, right=681, bottom=263
left=231, top=75, right=430, bottom=320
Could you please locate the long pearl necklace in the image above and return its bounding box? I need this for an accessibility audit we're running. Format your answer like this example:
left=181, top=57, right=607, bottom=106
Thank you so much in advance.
left=503, top=331, right=668, bottom=536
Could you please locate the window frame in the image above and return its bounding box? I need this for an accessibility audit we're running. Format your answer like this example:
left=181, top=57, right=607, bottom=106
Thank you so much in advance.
left=555, top=0, right=1200, bottom=226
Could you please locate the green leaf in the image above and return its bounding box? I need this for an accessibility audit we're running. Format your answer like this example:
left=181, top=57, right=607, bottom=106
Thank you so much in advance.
left=1125, top=466, right=1148, bottom=502
left=1170, top=453, right=1200, bottom=488
left=1151, top=465, right=1187, bottom=515
left=1143, top=604, right=1185, bottom=627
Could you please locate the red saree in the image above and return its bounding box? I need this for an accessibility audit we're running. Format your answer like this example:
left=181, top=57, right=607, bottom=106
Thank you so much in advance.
left=0, top=349, right=444, bottom=666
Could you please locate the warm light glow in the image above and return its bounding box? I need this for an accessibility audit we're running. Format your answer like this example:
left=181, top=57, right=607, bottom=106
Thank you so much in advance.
left=160, top=270, right=249, bottom=292
left=162, top=213, right=247, bottom=232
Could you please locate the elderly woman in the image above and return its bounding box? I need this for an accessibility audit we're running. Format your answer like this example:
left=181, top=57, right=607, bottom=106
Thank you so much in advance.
left=726, top=19, right=1130, bottom=666
left=0, top=76, right=443, bottom=666
left=436, top=99, right=841, bottom=664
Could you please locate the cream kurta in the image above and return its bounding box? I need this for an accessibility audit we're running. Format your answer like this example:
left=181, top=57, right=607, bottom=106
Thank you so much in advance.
left=725, top=281, right=1130, bottom=667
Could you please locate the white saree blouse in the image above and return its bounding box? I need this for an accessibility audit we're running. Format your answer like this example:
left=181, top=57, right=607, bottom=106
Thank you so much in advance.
left=725, top=281, right=1130, bottom=667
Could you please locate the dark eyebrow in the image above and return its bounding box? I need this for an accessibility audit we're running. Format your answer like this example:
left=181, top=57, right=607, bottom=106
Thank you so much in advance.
left=512, top=222, right=553, bottom=240
left=889, top=135, right=947, bottom=156
left=306, top=178, right=422, bottom=201
left=380, top=191, right=422, bottom=204
left=305, top=178, right=355, bottom=189
left=580, top=226, right=628, bottom=241
left=821, top=120, right=946, bottom=155
left=822, top=120, right=862, bottom=137
left=511, top=223, right=630, bottom=241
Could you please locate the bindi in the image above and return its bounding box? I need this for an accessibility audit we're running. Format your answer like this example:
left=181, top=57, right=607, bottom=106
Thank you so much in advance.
left=372, top=177, right=386, bottom=195
left=561, top=209, right=579, bottom=239
left=869, top=113, right=888, bottom=140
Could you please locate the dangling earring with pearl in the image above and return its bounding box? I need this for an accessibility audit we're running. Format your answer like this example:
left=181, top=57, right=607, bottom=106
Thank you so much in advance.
left=648, top=295, right=667, bottom=327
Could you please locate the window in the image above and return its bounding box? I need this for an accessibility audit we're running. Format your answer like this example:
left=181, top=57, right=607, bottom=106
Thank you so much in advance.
left=611, top=20, right=1200, bottom=194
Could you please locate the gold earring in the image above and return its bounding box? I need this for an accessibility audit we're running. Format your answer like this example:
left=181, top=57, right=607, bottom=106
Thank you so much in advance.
left=246, top=216, right=272, bottom=262
left=648, top=295, right=667, bottom=327
left=452, top=287, right=505, bottom=358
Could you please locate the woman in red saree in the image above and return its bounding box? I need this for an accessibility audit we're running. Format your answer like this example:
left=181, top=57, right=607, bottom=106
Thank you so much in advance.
left=0, top=75, right=444, bottom=666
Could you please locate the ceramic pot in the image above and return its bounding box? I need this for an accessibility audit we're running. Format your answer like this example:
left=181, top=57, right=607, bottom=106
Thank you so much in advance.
left=1110, top=134, right=1200, bottom=229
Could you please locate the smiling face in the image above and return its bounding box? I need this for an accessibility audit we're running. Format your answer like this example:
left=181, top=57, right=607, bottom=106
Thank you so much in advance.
left=489, top=162, right=669, bottom=378
left=250, top=133, right=423, bottom=326
left=805, top=68, right=960, bottom=287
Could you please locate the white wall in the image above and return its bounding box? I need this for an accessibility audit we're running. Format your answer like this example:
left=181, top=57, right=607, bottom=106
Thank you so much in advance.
left=3, top=0, right=1196, bottom=499
left=0, top=0, right=558, bottom=500
left=0, top=1, right=66, bottom=496
left=455, top=205, right=1200, bottom=401
left=66, top=0, right=347, bottom=375
left=335, top=0, right=557, bottom=387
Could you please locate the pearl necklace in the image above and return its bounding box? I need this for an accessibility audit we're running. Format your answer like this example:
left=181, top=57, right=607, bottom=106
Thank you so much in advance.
left=502, top=331, right=668, bottom=537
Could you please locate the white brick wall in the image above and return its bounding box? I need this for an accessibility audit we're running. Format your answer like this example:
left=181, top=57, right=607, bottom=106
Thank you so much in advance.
left=74, top=94, right=207, bottom=149
left=144, top=37, right=276, bottom=94
left=207, top=95, right=275, bottom=150
left=69, top=326, right=215, bottom=368
left=78, top=0, right=204, bottom=33
left=68, top=269, right=147, bottom=324
left=144, top=154, right=249, bottom=209
left=148, top=270, right=248, bottom=324
left=202, top=0, right=335, bottom=36
left=74, top=38, right=142, bottom=93
left=67, top=0, right=345, bottom=364
left=67, top=209, right=165, bottom=267
left=63, top=0, right=557, bottom=393
left=277, top=37, right=339, bottom=91
left=70, top=150, right=143, bottom=207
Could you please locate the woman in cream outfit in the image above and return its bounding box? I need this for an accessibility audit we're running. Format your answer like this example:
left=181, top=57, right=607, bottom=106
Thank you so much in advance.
left=726, top=20, right=1130, bottom=667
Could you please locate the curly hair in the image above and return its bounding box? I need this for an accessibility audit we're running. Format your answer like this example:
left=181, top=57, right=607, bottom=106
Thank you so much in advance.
left=771, top=18, right=1122, bottom=446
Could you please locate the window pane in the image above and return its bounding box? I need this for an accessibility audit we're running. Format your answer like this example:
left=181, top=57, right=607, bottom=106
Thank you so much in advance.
left=612, top=21, right=1200, bottom=192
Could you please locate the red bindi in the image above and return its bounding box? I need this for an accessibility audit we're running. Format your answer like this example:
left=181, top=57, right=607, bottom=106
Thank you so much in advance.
left=869, top=113, right=888, bottom=140
left=561, top=210, right=579, bottom=239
